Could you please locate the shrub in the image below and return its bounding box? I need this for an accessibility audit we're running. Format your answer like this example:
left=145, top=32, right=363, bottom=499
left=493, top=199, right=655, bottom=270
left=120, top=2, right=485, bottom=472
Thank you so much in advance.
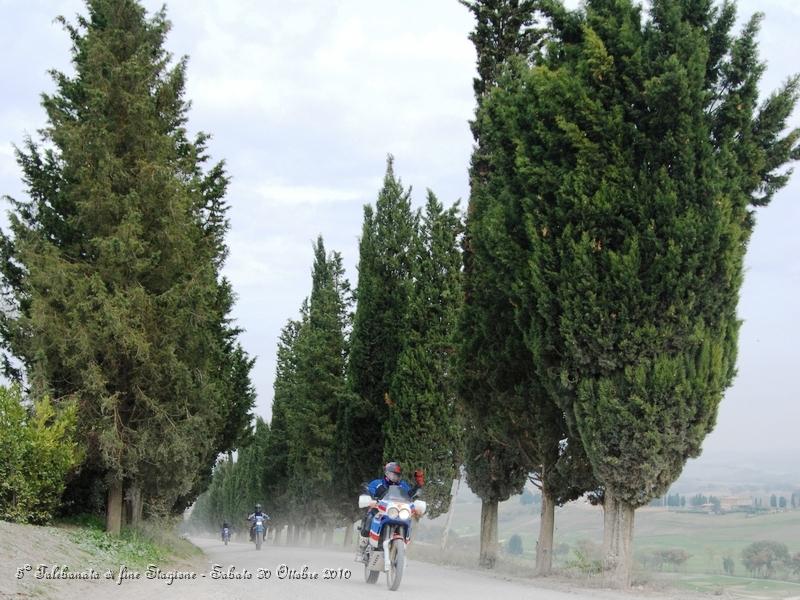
left=566, top=539, right=603, bottom=575
left=0, top=385, right=82, bottom=523
left=506, top=533, right=523, bottom=555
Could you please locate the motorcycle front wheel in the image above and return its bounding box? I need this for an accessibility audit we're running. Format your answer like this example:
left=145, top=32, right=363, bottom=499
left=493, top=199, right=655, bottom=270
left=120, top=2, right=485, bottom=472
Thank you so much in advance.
left=256, top=531, right=262, bottom=550
left=386, top=539, right=405, bottom=591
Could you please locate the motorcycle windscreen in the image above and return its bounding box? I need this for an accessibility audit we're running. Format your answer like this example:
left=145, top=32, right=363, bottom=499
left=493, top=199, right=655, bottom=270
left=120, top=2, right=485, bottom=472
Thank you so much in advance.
left=383, top=485, right=413, bottom=503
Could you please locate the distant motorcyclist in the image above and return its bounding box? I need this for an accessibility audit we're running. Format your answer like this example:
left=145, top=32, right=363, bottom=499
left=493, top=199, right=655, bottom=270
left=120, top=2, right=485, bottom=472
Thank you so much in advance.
left=247, top=504, right=270, bottom=542
left=359, top=462, right=424, bottom=545
left=221, top=521, right=231, bottom=542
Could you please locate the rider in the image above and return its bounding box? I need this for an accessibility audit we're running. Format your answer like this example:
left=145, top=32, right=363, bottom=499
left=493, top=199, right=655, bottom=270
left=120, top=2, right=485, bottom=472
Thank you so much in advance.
left=247, top=504, right=270, bottom=542
left=221, top=521, right=231, bottom=540
left=359, top=462, right=424, bottom=545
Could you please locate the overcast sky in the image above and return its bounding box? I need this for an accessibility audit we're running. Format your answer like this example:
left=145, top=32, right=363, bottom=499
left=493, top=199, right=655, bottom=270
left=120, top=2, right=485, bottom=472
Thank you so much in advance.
left=2, top=0, right=798, bottom=475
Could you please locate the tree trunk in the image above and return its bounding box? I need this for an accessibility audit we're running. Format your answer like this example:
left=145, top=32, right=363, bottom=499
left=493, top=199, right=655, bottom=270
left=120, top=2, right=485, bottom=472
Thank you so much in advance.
left=106, top=480, right=123, bottom=535
left=125, top=485, right=143, bottom=527
left=286, top=523, right=294, bottom=544
left=342, top=518, right=353, bottom=547
left=479, top=498, right=499, bottom=569
left=603, top=489, right=635, bottom=588
left=441, top=475, right=461, bottom=550
left=323, top=525, right=334, bottom=546
left=536, top=491, right=555, bottom=576
left=292, top=525, right=301, bottom=545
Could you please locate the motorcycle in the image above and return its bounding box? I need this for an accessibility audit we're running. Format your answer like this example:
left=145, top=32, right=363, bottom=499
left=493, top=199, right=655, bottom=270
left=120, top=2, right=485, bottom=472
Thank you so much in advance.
left=251, top=515, right=269, bottom=550
left=358, top=485, right=426, bottom=591
left=221, top=526, right=231, bottom=545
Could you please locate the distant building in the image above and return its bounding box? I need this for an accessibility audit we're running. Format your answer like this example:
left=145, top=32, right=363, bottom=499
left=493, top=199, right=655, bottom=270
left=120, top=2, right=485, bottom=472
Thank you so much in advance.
left=719, top=496, right=753, bottom=511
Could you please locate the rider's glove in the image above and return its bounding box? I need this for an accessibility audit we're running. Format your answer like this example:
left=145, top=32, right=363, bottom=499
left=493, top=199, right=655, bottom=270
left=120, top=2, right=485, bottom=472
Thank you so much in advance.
left=414, top=469, right=424, bottom=487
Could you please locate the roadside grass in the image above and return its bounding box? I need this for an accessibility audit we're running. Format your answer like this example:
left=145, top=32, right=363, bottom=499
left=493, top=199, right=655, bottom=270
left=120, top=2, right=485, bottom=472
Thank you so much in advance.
left=55, top=514, right=201, bottom=569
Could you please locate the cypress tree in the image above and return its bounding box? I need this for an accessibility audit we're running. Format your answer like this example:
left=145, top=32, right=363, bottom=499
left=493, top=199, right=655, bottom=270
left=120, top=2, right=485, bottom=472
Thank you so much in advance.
left=459, top=0, right=528, bottom=570
left=263, top=318, right=302, bottom=533
left=0, top=0, right=253, bottom=529
left=480, top=0, right=799, bottom=586
left=341, top=157, right=416, bottom=499
left=460, top=0, right=593, bottom=571
left=286, top=237, right=352, bottom=535
left=383, top=192, right=464, bottom=518
left=458, top=110, right=530, bottom=567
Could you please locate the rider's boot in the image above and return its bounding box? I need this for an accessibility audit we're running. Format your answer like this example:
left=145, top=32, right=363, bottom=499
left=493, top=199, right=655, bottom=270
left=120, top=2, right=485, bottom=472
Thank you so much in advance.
left=354, top=535, right=369, bottom=562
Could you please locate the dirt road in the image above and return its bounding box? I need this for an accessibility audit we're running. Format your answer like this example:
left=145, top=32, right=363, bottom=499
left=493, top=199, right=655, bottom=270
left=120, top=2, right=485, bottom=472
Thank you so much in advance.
left=5, top=534, right=691, bottom=600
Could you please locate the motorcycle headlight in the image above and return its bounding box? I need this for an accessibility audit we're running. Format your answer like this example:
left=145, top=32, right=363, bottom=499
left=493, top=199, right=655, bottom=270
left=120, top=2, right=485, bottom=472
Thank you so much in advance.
left=399, top=508, right=410, bottom=520
left=388, top=507, right=399, bottom=518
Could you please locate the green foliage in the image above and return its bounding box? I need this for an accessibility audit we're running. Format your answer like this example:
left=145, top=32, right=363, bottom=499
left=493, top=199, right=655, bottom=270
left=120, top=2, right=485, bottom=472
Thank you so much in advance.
left=0, top=385, right=82, bottom=524
left=566, top=538, right=604, bottom=574
left=459, top=0, right=543, bottom=103
left=70, top=526, right=166, bottom=567
left=0, top=0, right=253, bottom=517
left=383, top=192, right=464, bottom=518
left=741, top=541, right=790, bottom=578
left=458, top=0, right=537, bottom=508
left=477, top=0, right=799, bottom=510
left=67, top=517, right=199, bottom=567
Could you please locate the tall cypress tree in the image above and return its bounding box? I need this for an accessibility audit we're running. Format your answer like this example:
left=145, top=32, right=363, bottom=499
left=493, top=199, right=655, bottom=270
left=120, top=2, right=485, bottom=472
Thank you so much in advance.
left=383, top=192, right=464, bottom=518
left=460, top=0, right=574, bottom=570
left=459, top=1, right=531, bottom=568
left=286, top=237, right=351, bottom=534
left=0, top=0, right=253, bottom=530
left=263, top=318, right=302, bottom=532
left=481, top=0, right=799, bottom=586
left=341, top=157, right=416, bottom=499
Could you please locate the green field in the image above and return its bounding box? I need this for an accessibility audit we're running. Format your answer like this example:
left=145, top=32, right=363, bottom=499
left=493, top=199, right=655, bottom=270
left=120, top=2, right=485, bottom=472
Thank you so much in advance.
left=412, top=495, right=800, bottom=597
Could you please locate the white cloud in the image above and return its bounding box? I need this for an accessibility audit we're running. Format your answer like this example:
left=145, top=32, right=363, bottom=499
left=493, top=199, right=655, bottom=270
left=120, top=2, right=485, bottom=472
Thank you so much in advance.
left=253, top=182, right=363, bottom=207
